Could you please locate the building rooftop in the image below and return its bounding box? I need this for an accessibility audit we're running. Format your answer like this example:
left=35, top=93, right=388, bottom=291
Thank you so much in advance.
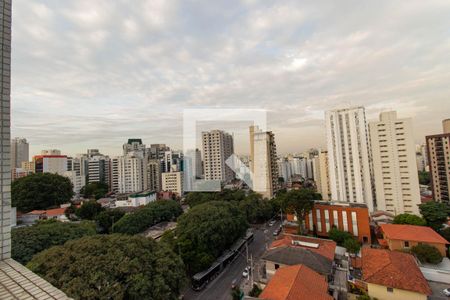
left=270, top=234, right=337, bottom=261
left=259, top=264, right=332, bottom=300
left=0, top=259, right=71, bottom=299
left=380, top=224, right=448, bottom=244
left=362, top=248, right=432, bottom=295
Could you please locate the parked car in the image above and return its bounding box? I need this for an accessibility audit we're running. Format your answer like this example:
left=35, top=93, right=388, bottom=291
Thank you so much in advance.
left=231, top=279, right=238, bottom=289
left=268, top=220, right=276, bottom=227
left=443, top=288, right=450, bottom=296
left=242, top=267, right=249, bottom=278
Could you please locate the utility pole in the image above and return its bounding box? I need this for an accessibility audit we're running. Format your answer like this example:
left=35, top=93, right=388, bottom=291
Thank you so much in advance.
left=250, top=254, right=254, bottom=286
left=246, top=242, right=249, bottom=264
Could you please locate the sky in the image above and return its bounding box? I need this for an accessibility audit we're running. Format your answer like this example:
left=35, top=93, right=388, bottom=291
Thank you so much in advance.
left=11, top=0, right=450, bottom=157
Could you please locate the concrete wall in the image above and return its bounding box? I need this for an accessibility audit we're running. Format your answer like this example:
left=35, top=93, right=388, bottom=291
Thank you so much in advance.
left=387, top=239, right=447, bottom=256
left=367, top=283, right=427, bottom=300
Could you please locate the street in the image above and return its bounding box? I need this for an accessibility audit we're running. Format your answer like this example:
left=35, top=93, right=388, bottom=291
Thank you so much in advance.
left=183, top=221, right=280, bottom=300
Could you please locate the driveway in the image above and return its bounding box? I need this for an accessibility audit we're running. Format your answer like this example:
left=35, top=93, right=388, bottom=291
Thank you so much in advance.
left=429, top=281, right=450, bottom=300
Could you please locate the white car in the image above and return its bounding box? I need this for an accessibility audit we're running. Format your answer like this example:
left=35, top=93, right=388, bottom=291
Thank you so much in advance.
left=268, top=221, right=275, bottom=227
left=242, top=268, right=249, bottom=278
left=443, top=288, right=450, bottom=296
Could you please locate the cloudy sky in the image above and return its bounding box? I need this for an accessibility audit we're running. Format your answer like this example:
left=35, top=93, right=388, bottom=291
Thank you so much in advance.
left=11, top=0, right=450, bottom=157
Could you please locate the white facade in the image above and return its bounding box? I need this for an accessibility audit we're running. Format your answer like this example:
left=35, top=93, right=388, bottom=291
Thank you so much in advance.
left=10, top=138, right=28, bottom=169
left=162, top=172, right=183, bottom=196
left=370, top=111, right=421, bottom=215
left=326, top=107, right=374, bottom=211
left=313, top=151, right=330, bottom=200
left=87, top=155, right=111, bottom=187
left=115, top=192, right=157, bottom=207
left=34, top=156, right=68, bottom=175
left=202, top=130, right=234, bottom=182
left=63, top=170, right=86, bottom=196
left=111, top=152, right=145, bottom=194
left=251, top=126, right=279, bottom=199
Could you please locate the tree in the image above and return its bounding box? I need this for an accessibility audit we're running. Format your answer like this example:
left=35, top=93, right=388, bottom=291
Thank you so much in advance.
left=75, top=200, right=105, bottom=220
left=80, top=182, right=109, bottom=200
left=419, top=201, right=450, bottom=231
left=343, top=238, right=361, bottom=254
left=238, top=193, right=273, bottom=224
left=12, top=173, right=74, bottom=212
left=27, top=234, right=186, bottom=300
left=418, top=171, right=430, bottom=186
left=249, top=284, right=262, bottom=297
left=439, top=227, right=450, bottom=242
left=185, top=190, right=246, bottom=207
left=175, top=201, right=248, bottom=274
left=393, top=213, right=427, bottom=226
left=231, top=287, right=242, bottom=300
left=282, top=189, right=320, bottom=233
left=95, top=209, right=126, bottom=233
left=411, top=244, right=443, bottom=264
left=328, top=228, right=354, bottom=246
left=12, top=220, right=96, bottom=264
left=114, top=200, right=183, bottom=235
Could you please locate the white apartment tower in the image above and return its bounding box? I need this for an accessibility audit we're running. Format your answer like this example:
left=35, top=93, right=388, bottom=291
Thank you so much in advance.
left=250, top=126, right=279, bottom=199
left=313, top=151, right=330, bottom=201
left=162, top=172, right=184, bottom=196
left=325, top=107, right=375, bottom=211
left=111, top=153, right=145, bottom=194
left=11, top=138, right=28, bottom=168
left=202, top=130, right=234, bottom=182
left=370, top=111, right=421, bottom=215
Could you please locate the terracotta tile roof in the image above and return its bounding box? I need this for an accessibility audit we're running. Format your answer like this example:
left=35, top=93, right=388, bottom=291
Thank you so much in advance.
left=380, top=224, right=448, bottom=244
left=28, top=208, right=66, bottom=217
left=362, top=248, right=432, bottom=295
left=378, top=239, right=388, bottom=247
left=270, top=234, right=336, bottom=260
left=259, top=264, right=332, bottom=300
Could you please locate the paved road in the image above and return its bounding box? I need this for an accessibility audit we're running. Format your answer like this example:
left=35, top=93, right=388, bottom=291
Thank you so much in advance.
left=183, top=221, right=280, bottom=300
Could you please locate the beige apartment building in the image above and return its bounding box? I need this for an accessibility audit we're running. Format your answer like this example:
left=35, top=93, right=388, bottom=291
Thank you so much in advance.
left=370, top=111, right=421, bottom=215
left=426, top=119, right=450, bottom=204
left=202, top=130, right=234, bottom=182
left=313, top=151, right=330, bottom=200
left=162, top=172, right=183, bottom=196
left=249, top=126, right=279, bottom=199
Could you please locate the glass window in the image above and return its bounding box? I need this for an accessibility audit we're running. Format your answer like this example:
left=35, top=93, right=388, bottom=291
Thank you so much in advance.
left=316, top=209, right=322, bottom=232
left=308, top=212, right=313, bottom=231
left=342, top=211, right=348, bottom=231
left=325, top=210, right=330, bottom=232
left=351, top=212, right=358, bottom=236
left=333, top=210, right=338, bottom=229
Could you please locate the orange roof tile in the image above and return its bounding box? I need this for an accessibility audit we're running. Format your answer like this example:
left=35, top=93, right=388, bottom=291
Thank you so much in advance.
left=381, top=224, right=448, bottom=245
left=362, top=248, right=432, bottom=295
left=259, top=264, right=332, bottom=300
left=44, top=207, right=67, bottom=217
left=270, top=234, right=336, bottom=261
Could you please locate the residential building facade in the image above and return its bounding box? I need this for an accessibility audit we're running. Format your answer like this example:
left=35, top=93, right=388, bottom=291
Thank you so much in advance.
left=250, top=126, right=279, bottom=199
left=33, top=154, right=68, bottom=175
left=111, top=152, right=145, bottom=194
left=10, top=137, right=28, bottom=168
left=325, top=107, right=374, bottom=211
left=162, top=172, right=183, bottom=196
left=147, top=159, right=162, bottom=192
left=369, top=111, right=421, bottom=215
left=426, top=119, right=450, bottom=204
left=313, top=151, right=330, bottom=200
left=202, top=130, right=234, bottom=182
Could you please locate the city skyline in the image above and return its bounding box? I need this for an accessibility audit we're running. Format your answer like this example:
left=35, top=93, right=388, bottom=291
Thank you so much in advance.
left=11, top=1, right=450, bottom=156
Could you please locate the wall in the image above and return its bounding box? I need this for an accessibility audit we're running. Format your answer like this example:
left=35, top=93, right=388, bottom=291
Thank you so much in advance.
left=386, top=239, right=447, bottom=256
left=367, top=283, right=427, bottom=300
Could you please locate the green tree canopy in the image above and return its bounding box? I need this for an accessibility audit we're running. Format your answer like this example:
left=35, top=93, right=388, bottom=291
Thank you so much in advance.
left=238, top=193, right=273, bottom=224
left=114, top=200, right=183, bottom=235
left=281, top=189, right=320, bottom=232
left=393, top=213, right=427, bottom=226
left=343, top=238, right=361, bottom=254
left=75, top=200, right=104, bottom=220
left=95, top=209, right=126, bottom=233
left=185, top=190, right=246, bottom=207
left=175, top=201, right=248, bottom=274
left=411, top=243, right=443, bottom=264
left=80, top=182, right=109, bottom=200
left=439, top=227, right=450, bottom=242
left=419, top=201, right=450, bottom=231
left=12, top=220, right=96, bottom=264
left=418, top=171, right=430, bottom=186
left=328, top=228, right=354, bottom=246
left=12, top=173, right=74, bottom=212
left=27, top=234, right=186, bottom=300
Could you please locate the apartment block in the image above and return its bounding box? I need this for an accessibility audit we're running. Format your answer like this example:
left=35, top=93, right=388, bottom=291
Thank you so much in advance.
left=147, top=159, right=162, bottom=192
left=111, top=153, right=145, bottom=194
left=369, top=111, right=421, bottom=215
left=325, top=107, right=374, bottom=211
left=162, top=172, right=183, bottom=196
left=33, top=154, right=68, bottom=175
left=10, top=137, right=28, bottom=168
left=426, top=119, right=450, bottom=204
left=202, top=130, right=234, bottom=182
left=250, top=126, right=279, bottom=199
left=313, top=151, right=330, bottom=200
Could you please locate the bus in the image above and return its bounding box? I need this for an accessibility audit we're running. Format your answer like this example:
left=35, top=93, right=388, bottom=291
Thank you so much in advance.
left=191, top=230, right=254, bottom=291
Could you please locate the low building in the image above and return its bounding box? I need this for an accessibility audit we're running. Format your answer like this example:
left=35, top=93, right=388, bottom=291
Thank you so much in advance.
left=371, top=210, right=395, bottom=225
left=115, top=191, right=157, bottom=208
left=20, top=207, right=69, bottom=224
left=287, top=201, right=371, bottom=244
left=379, top=224, right=448, bottom=256
left=161, top=172, right=183, bottom=196
left=261, top=234, right=336, bottom=280
left=361, top=248, right=431, bottom=300
left=259, top=264, right=332, bottom=300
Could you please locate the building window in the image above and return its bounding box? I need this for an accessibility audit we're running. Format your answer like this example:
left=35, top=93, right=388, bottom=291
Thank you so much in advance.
left=316, top=209, right=322, bottom=232
left=404, top=241, right=410, bottom=248
left=333, top=210, right=339, bottom=229
left=275, top=264, right=280, bottom=270
left=342, top=211, right=348, bottom=231
left=308, top=212, right=313, bottom=231
left=387, top=287, right=394, bottom=293
left=351, top=212, right=358, bottom=237
left=324, top=210, right=330, bottom=232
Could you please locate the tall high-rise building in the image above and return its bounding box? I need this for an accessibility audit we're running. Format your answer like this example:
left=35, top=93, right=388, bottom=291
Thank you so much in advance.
left=426, top=119, right=450, bottom=204
left=202, top=130, right=234, bottom=182
left=313, top=151, right=330, bottom=201
left=147, top=159, right=162, bottom=192
left=111, top=152, right=145, bottom=194
left=250, top=126, right=279, bottom=199
left=370, top=111, right=421, bottom=215
left=10, top=138, right=28, bottom=168
left=123, top=138, right=146, bottom=156
left=87, top=156, right=111, bottom=187
left=325, top=107, right=375, bottom=211
left=148, top=144, right=170, bottom=160
left=33, top=153, right=68, bottom=175
left=162, top=172, right=183, bottom=196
